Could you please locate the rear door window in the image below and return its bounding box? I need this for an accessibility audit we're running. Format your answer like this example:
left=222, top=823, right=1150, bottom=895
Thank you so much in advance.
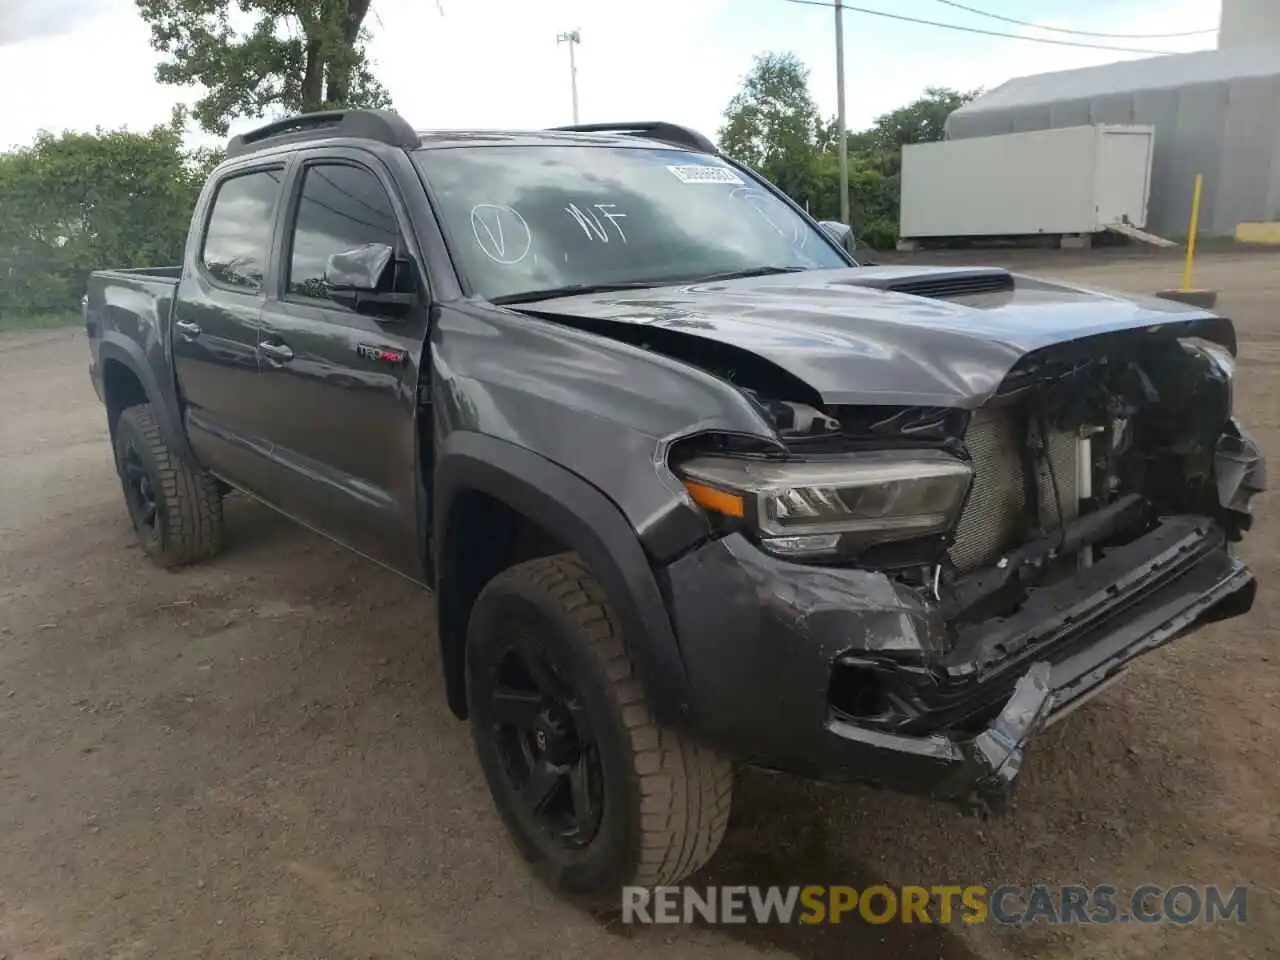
left=200, top=169, right=285, bottom=291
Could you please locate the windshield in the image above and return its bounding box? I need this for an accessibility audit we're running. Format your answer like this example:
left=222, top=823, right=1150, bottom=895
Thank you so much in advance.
left=412, top=145, right=847, bottom=302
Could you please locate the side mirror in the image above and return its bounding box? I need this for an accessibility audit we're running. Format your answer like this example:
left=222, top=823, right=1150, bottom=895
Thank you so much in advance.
left=324, top=243, right=414, bottom=318
left=818, top=220, right=857, bottom=256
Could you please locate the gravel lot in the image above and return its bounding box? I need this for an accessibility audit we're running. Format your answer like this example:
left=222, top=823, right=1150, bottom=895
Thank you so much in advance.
left=1, top=249, right=1276, bottom=959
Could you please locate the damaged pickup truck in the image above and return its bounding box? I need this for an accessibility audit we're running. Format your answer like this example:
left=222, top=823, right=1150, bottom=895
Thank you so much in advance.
left=85, top=110, right=1265, bottom=899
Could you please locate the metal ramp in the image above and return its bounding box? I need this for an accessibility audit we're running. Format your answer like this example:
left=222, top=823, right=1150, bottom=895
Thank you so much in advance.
left=1106, top=222, right=1179, bottom=248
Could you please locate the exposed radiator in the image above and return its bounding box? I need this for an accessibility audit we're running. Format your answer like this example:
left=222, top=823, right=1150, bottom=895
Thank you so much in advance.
left=949, top=407, right=1080, bottom=573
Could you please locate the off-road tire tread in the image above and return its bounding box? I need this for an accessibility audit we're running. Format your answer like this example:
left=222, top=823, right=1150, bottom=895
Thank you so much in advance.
left=504, top=552, right=733, bottom=887
left=118, top=404, right=223, bottom=568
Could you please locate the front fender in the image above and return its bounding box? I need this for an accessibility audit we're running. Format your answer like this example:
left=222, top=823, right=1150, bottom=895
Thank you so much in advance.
left=429, top=301, right=780, bottom=563
left=434, top=431, right=693, bottom=727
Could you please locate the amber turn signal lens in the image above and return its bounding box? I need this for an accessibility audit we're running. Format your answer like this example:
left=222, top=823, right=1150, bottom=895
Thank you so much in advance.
left=682, top=480, right=746, bottom=518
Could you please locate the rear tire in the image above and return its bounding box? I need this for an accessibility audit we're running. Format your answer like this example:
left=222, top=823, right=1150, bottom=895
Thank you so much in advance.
left=113, top=403, right=223, bottom=568
left=466, top=552, right=732, bottom=900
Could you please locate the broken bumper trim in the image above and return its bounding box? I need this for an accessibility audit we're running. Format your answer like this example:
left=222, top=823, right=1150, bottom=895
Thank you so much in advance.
left=827, top=661, right=1054, bottom=815
left=824, top=544, right=1252, bottom=813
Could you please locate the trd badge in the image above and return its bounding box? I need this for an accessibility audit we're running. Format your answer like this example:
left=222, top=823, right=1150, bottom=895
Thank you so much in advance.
left=357, top=344, right=408, bottom=364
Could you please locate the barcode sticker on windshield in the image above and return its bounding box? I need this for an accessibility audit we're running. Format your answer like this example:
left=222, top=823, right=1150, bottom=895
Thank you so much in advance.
left=667, top=164, right=744, bottom=185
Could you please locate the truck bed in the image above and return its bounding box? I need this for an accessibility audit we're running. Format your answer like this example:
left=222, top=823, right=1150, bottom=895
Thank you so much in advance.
left=85, top=266, right=182, bottom=418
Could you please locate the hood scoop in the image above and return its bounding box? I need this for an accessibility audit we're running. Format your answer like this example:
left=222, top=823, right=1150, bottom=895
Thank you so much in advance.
left=842, top=268, right=1015, bottom=301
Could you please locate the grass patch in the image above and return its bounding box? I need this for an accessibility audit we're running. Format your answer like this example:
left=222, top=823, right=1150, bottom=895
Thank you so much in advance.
left=0, top=311, right=82, bottom=333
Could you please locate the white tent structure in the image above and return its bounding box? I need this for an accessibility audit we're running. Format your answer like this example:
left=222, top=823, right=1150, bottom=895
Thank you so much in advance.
left=945, top=1, right=1280, bottom=238
left=1220, top=0, right=1280, bottom=48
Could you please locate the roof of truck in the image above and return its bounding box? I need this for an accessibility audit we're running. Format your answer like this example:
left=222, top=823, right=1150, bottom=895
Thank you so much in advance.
left=226, top=111, right=717, bottom=159
left=413, top=129, right=688, bottom=150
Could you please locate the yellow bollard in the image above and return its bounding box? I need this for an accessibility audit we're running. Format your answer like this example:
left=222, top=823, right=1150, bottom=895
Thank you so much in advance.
left=1158, top=172, right=1217, bottom=309
left=1182, top=172, right=1203, bottom=292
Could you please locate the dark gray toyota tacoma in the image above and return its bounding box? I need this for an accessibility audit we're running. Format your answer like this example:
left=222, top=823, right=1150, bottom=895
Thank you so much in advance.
left=84, top=109, right=1265, bottom=898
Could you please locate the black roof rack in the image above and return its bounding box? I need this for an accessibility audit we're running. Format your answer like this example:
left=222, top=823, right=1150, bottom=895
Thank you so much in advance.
left=225, top=109, right=420, bottom=158
left=549, top=122, right=717, bottom=154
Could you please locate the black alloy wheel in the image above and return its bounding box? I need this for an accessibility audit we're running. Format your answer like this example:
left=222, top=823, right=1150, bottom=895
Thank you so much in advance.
left=119, top=433, right=160, bottom=540
left=112, top=403, right=223, bottom=568
left=466, top=552, right=733, bottom=900
left=485, top=625, right=604, bottom=849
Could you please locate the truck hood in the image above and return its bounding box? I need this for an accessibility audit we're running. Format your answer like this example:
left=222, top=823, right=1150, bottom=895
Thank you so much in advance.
left=520, top=266, right=1223, bottom=407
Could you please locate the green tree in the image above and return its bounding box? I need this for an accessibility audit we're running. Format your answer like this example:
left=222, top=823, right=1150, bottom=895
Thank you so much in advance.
left=135, top=0, right=391, bottom=135
left=718, top=53, right=824, bottom=211
left=718, top=60, right=976, bottom=250
left=0, top=111, right=207, bottom=318
left=865, top=87, right=980, bottom=159
left=851, top=87, right=979, bottom=247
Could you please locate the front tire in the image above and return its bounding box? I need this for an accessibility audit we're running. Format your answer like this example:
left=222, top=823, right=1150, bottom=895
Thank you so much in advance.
left=466, top=552, right=732, bottom=900
left=113, top=403, right=223, bottom=568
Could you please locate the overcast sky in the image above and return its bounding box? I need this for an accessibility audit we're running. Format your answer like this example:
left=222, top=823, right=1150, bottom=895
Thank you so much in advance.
left=0, top=0, right=1221, bottom=151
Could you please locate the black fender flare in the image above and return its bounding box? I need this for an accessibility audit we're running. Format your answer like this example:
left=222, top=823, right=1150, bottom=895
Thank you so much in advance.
left=96, top=333, right=195, bottom=463
left=433, top=431, right=692, bottom=727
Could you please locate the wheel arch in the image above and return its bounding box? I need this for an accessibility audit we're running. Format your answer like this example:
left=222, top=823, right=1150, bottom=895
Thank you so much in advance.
left=433, top=431, right=693, bottom=727
left=97, top=335, right=193, bottom=462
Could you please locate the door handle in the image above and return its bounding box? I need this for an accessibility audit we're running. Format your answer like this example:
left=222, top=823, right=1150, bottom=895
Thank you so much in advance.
left=175, top=319, right=202, bottom=339
left=260, top=340, right=295, bottom=363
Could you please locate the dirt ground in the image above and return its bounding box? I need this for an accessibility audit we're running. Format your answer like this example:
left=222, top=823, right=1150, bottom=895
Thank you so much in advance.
left=1, top=249, right=1277, bottom=960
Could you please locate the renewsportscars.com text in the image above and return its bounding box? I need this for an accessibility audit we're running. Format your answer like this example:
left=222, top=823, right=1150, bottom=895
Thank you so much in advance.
left=621, top=884, right=1248, bottom=926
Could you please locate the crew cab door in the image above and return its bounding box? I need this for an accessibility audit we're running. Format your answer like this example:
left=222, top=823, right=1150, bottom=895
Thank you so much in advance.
left=255, top=150, right=430, bottom=575
left=172, top=165, right=286, bottom=497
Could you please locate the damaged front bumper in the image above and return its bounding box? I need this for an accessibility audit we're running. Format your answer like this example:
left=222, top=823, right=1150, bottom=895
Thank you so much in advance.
left=660, top=426, right=1264, bottom=811
left=664, top=522, right=1254, bottom=811
left=839, top=519, right=1253, bottom=813
left=827, top=660, right=1056, bottom=816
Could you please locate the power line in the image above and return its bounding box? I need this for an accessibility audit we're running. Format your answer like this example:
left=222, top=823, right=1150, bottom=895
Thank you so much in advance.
left=313, top=169, right=397, bottom=224
left=779, top=0, right=1180, bottom=55
left=930, top=0, right=1217, bottom=40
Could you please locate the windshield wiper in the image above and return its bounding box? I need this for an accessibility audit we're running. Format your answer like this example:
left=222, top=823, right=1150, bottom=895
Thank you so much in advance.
left=686, top=265, right=809, bottom=283
left=491, top=280, right=676, bottom=305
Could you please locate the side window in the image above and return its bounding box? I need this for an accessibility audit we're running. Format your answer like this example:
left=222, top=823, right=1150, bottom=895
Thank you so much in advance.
left=200, top=169, right=284, bottom=291
left=288, top=164, right=403, bottom=300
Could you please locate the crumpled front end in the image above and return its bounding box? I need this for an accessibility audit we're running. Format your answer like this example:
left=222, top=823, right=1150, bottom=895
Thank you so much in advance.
left=658, top=327, right=1266, bottom=811
left=663, top=510, right=1256, bottom=811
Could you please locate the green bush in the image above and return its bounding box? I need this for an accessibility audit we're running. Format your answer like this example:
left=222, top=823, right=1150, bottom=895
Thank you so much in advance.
left=858, top=219, right=900, bottom=251
left=0, top=117, right=218, bottom=319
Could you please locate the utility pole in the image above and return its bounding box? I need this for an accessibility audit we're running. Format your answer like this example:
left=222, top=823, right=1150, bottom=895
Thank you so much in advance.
left=834, top=0, right=849, bottom=225
left=557, top=29, right=581, bottom=125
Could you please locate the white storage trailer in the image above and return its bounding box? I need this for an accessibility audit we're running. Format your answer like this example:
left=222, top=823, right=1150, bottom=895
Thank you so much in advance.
left=898, top=124, right=1155, bottom=241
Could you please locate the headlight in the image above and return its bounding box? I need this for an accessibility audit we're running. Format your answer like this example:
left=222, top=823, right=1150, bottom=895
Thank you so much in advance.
left=677, top=450, right=972, bottom=559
